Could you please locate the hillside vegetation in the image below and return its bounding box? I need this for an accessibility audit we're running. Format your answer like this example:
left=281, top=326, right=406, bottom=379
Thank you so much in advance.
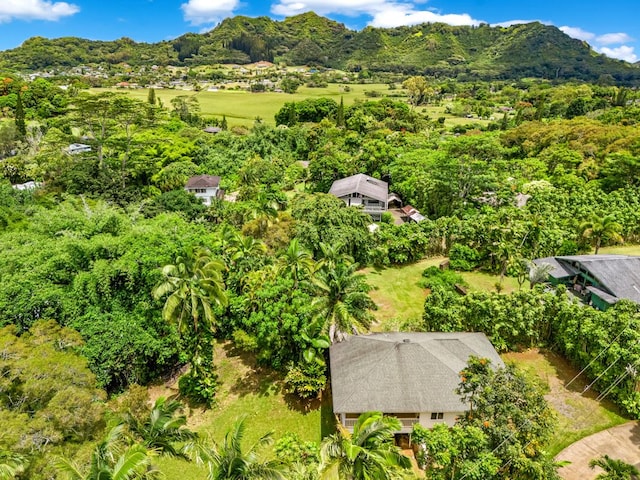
left=1, top=12, right=639, bottom=83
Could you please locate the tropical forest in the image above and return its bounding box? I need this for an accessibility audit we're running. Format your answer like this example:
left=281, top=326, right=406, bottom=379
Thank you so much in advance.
left=1, top=11, right=640, bottom=480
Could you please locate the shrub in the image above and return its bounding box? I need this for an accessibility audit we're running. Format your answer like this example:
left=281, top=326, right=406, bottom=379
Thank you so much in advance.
left=448, top=244, right=482, bottom=271
left=284, top=361, right=326, bottom=399
left=420, top=266, right=466, bottom=291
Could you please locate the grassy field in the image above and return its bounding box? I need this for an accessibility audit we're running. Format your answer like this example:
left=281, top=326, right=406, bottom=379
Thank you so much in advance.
left=363, top=258, right=520, bottom=328
left=153, top=341, right=332, bottom=478
left=598, top=244, right=640, bottom=255
left=502, top=349, right=628, bottom=457
left=93, top=84, right=489, bottom=128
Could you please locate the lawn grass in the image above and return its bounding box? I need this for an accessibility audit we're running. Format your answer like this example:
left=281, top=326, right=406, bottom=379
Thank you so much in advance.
left=93, top=84, right=399, bottom=127
left=598, top=244, right=640, bottom=256
left=363, top=258, right=521, bottom=328
left=153, top=341, right=331, bottom=479
left=502, top=349, right=628, bottom=457
left=92, top=84, right=489, bottom=128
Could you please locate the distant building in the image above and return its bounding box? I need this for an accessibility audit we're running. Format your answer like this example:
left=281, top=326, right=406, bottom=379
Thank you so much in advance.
left=65, top=143, right=92, bottom=154
left=185, top=175, right=223, bottom=206
left=203, top=126, right=222, bottom=134
left=12, top=181, right=41, bottom=191
left=533, top=254, right=640, bottom=310
left=330, top=332, right=504, bottom=434
left=329, top=173, right=389, bottom=221
left=401, top=205, right=426, bottom=223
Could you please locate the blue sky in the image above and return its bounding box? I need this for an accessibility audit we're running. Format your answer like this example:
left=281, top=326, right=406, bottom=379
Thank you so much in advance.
left=0, top=0, right=638, bottom=62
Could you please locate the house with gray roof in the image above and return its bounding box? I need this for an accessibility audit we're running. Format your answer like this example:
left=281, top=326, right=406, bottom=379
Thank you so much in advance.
left=534, top=255, right=640, bottom=310
left=330, top=332, right=504, bottom=434
left=185, top=175, right=222, bottom=206
left=328, top=174, right=388, bottom=221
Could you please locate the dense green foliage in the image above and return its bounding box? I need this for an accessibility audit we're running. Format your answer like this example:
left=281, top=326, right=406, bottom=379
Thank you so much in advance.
left=2, top=13, right=639, bottom=84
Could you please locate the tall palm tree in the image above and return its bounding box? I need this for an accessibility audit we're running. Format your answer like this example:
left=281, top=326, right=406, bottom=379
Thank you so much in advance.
left=277, top=238, right=315, bottom=287
left=0, top=448, right=27, bottom=480
left=124, top=397, right=197, bottom=458
left=315, top=243, right=353, bottom=273
left=313, top=262, right=375, bottom=343
left=153, top=247, right=227, bottom=338
left=589, top=454, right=639, bottom=480
left=319, top=412, right=411, bottom=480
left=188, top=417, right=285, bottom=480
left=55, top=425, right=161, bottom=480
left=580, top=214, right=623, bottom=254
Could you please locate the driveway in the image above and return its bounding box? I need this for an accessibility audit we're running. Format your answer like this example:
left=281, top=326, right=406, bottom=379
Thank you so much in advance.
left=556, top=422, right=640, bottom=479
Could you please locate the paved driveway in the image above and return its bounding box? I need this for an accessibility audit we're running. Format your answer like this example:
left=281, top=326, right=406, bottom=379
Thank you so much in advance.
left=556, top=422, right=640, bottom=479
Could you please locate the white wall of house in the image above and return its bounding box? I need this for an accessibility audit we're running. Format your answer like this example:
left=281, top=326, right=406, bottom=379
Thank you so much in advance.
left=418, top=411, right=461, bottom=428
left=339, top=411, right=462, bottom=433
left=186, top=186, right=218, bottom=206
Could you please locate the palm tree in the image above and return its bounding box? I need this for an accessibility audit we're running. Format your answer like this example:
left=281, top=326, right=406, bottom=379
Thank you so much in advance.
left=276, top=239, right=315, bottom=287
left=124, top=397, right=197, bottom=458
left=188, top=417, right=285, bottom=480
left=589, top=454, right=639, bottom=480
left=0, top=448, right=27, bottom=480
left=55, top=425, right=161, bottom=480
left=527, top=260, right=554, bottom=289
left=315, top=242, right=353, bottom=273
left=319, top=412, right=411, bottom=480
left=580, top=214, right=623, bottom=254
left=153, top=247, right=227, bottom=338
left=313, top=262, right=375, bottom=343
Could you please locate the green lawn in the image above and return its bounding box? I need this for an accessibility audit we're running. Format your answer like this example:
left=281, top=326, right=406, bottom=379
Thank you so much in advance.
left=598, top=244, right=640, bottom=255
left=92, top=84, right=489, bottom=128
left=93, top=84, right=400, bottom=127
left=502, top=349, right=628, bottom=457
left=154, top=341, right=332, bottom=478
left=363, top=258, right=520, bottom=329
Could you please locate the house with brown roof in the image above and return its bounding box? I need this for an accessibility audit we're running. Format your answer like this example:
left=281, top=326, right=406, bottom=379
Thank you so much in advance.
left=184, top=175, right=222, bottom=206
left=328, top=174, right=389, bottom=221
left=330, top=332, right=504, bottom=434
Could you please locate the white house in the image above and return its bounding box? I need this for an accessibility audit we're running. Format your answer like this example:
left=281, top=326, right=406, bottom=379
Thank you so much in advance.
left=330, top=332, right=504, bottom=434
left=185, top=175, right=222, bottom=206
left=328, top=174, right=389, bottom=221
left=66, top=143, right=92, bottom=154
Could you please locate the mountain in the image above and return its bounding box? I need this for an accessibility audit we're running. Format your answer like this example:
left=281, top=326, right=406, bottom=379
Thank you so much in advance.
left=1, top=12, right=639, bottom=84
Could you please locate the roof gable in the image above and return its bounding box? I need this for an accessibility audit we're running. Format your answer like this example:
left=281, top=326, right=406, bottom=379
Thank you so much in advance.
left=330, top=332, right=504, bottom=413
left=328, top=174, right=388, bottom=202
left=186, top=175, right=221, bottom=188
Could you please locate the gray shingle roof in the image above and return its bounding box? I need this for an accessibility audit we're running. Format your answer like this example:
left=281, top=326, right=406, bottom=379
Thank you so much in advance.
left=330, top=332, right=504, bottom=414
left=557, top=255, right=640, bottom=303
left=533, top=257, right=578, bottom=279
left=328, top=174, right=388, bottom=203
left=185, top=175, right=221, bottom=188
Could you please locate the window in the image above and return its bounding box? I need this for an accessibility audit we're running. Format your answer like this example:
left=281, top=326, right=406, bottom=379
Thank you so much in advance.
left=430, top=412, right=444, bottom=420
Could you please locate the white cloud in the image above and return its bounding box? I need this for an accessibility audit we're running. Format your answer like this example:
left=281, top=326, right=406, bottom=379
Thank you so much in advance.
left=181, top=0, right=240, bottom=25
left=596, top=32, right=633, bottom=45
left=369, top=6, right=480, bottom=28
left=559, top=25, right=595, bottom=41
left=596, top=45, right=637, bottom=63
left=271, top=0, right=481, bottom=28
left=0, top=0, right=79, bottom=22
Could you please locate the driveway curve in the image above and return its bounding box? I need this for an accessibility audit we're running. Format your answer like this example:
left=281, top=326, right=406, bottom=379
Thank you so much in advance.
left=556, top=421, right=640, bottom=480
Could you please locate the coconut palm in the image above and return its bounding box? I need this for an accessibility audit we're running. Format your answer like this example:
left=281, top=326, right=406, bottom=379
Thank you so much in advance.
left=188, top=417, right=285, bottom=480
left=276, top=238, right=315, bottom=287
left=527, top=260, right=554, bottom=289
left=319, top=411, right=411, bottom=480
left=589, top=454, right=639, bottom=480
left=580, top=214, right=623, bottom=254
left=124, top=396, right=197, bottom=458
left=55, top=425, right=161, bottom=480
left=315, top=242, right=353, bottom=273
left=153, top=247, right=227, bottom=337
left=312, top=262, right=375, bottom=343
left=0, top=448, right=27, bottom=480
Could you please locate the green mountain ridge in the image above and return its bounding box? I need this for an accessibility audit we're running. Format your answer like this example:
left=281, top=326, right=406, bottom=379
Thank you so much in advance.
left=1, top=11, right=639, bottom=83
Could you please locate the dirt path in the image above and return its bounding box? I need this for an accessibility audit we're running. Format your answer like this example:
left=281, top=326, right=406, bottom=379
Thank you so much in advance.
left=556, top=422, right=640, bottom=480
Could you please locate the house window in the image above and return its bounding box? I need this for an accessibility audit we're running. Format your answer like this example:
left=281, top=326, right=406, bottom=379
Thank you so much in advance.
left=431, top=412, right=444, bottom=420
